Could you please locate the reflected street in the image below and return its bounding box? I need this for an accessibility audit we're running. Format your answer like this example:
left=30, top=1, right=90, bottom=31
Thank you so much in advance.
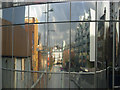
left=1, top=1, right=120, bottom=89
left=47, top=65, right=78, bottom=88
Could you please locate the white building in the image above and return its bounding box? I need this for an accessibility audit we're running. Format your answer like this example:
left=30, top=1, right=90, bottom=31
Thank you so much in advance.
left=89, top=8, right=95, bottom=62
left=52, top=46, right=62, bottom=64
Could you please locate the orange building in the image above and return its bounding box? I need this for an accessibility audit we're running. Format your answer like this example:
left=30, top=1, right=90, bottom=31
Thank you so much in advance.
left=25, top=17, right=39, bottom=82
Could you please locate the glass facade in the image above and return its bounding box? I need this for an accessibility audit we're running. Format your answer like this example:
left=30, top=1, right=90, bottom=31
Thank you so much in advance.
left=0, top=1, right=120, bottom=89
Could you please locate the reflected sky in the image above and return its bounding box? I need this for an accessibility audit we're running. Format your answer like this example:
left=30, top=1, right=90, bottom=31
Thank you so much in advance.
left=26, top=2, right=95, bottom=47
left=2, top=6, right=25, bottom=24
left=2, top=1, right=112, bottom=47
left=71, top=1, right=95, bottom=21
left=26, top=2, right=95, bottom=22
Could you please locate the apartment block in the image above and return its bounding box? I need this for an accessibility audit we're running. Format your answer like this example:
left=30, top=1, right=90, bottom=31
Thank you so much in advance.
left=75, top=8, right=95, bottom=68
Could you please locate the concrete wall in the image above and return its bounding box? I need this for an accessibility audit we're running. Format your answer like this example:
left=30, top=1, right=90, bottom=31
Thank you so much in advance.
left=2, top=57, right=15, bottom=88
left=24, top=58, right=31, bottom=88
left=15, top=57, right=31, bottom=88
left=2, top=57, right=31, bottom=88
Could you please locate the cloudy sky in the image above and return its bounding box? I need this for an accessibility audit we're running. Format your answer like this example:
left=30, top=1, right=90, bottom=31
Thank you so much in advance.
left=3, top=1, right=111, bottom=47
left=24, top=1, right=95, bottom=47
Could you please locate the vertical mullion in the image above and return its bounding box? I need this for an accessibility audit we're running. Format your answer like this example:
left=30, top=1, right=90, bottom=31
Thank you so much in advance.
left=44, top=3, right=47, bottom=88
left=46, top=3, right=49, bottom=88
left=112, top=1, right=115, bottom=88
left=28, top=5, right=30, bottom=88
left=95, top=1, right=97, bottom=88
left=40, top=74, right=41, bottom=88
left=113, top=18, right=115, bottom=88
left=17, top=71, right=18, bottom=88
left=11, top=7, right=14, bottom=88
left=69, top=0, right=71, bottom=89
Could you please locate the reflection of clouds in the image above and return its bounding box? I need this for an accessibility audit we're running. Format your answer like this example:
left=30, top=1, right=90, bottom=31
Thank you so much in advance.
left=25, top=6, right=28, bottom=17
left=26, top=4, right=46, bottom=22
left=39, top=23, right=70, bottom=47
left=49, top=23, right=69, bottom=46
left=51, top=16, right=57, bottom=33
left=26, top=2, right=95, bottom=22
left=52, top=16, right=56, bottom=22
left=71, top=29, right=75, bottom=42
left=33, top=8, right=38, bottom=17
left=25, top=2, right=96, bottom=47
left=49, top=2, right=70, bottom=21
left=71, top=1, right=95, bottom=20
left=38, top=25, right=45, bottom=45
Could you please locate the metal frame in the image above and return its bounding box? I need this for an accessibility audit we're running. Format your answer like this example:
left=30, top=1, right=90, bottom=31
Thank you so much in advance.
left=1, top=20, right=120, bottom=27
left=0, top=1, right=68, bottom=9
left=11, top=6, right=14, bottom=88
left=94, top=1, right=97, bottom=88
left=69, top=0, right=71, bottom=88
left=1, top=1, right=120, bottom=88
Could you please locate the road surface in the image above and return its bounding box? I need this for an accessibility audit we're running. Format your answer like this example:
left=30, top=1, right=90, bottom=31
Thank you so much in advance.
left=47, top=65, right=78, bottom=88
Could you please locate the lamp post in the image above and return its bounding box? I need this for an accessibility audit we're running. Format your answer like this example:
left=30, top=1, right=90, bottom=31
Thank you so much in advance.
left=48, top=30, right=55, bottom=72
left=48, top=30, right=55, bottom=48
left=43, top=4, right=54, bottom=88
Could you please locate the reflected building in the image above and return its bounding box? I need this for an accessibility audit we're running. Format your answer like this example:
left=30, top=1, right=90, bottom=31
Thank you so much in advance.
left=97, top=2, right=119, bottom=70
left=52, top=45, right=62, bottom=64
left=25, top=17, right=42, bottom=83
left=2, top=6, right=32, bottom=88
left=97, top=8, right=106, bottom=69
left=1, top=1, right=120, bottom=89
left=2, top=5, right=41, bottom=87
left=25, top=17, right=39, bottom=71
left=75, top=8, right=95, bottom=68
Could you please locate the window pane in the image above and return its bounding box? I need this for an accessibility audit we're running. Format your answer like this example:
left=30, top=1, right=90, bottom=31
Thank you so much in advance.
left=97, top=2, right=119, bottom=20
left=29, top=4, right=46, bottom=23
left=13, top=6, right=28, bottom=24
left=71, top=22, right=95, bottom=88
left=2, top=26, right=13, bottom=88
left=48, top=23, right=70, bottom=72
left=71, top=22, right=95, bottom=72
left=13, top=25, right=28, bottom=57
left=49, top=2, right=70, bottom=22
left=114, top=21, right=120, bottom=87
left=13, top=25, right=31, bottom=88
left=71, top=1, right=95, bottom=21
left=2, top=8, right=13, bottom=25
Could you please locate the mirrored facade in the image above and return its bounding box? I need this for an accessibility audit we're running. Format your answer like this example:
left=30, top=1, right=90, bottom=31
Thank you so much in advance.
left=1, top=1, right=120, bottom=89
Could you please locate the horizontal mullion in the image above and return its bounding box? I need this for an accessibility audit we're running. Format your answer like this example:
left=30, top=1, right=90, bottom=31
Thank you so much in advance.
left=0, top=1, right=68, bottom=9
left=2, top=67, right=95, bottom=74
left=1, top=20, right=120, bottom=27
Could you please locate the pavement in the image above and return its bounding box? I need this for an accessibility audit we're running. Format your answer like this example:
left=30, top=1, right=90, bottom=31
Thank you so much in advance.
left=47, top=65, right=78, bottom=88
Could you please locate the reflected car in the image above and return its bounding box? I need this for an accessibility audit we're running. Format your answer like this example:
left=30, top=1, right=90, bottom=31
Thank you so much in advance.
left=60, top=67, right=63, bottom=71
left=80, top=67, right=89, bottom=72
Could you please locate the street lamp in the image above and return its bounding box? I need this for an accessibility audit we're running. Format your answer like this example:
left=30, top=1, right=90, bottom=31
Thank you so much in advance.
left=43, top=4, right=54, bottom=88
left=48, top=30, right=55, bottom=46
left=43, top=8, right=54, bottom=14
left=43, top=6, right=54, bottom=47
left=48, top=30, right=55, bottom=70
left=42, top=4, right=54, bottom=49
left=42, top=5, right=54, bottom=64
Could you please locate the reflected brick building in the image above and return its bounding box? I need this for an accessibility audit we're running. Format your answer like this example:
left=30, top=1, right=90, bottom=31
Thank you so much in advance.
left=2, top=16, right=41, bottom=87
